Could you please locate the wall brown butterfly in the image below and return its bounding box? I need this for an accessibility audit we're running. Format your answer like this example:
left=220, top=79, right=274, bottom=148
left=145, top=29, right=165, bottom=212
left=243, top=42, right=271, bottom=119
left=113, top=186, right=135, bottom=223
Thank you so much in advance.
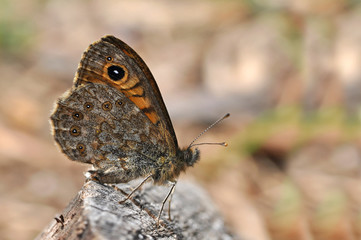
left=50, top=35, right=228, bottom=223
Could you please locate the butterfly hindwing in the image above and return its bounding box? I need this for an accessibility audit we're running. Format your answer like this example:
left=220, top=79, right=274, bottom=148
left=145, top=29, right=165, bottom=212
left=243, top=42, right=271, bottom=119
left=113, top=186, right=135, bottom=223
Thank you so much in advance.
left=51, top=83, right=169, bottom=181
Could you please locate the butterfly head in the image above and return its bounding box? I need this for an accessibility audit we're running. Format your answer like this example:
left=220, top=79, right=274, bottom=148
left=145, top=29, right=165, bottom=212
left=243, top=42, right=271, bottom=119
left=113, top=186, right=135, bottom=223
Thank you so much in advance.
left=180, top=147, right=200, bottom=167
left=176, top=113, right=230, bottom=170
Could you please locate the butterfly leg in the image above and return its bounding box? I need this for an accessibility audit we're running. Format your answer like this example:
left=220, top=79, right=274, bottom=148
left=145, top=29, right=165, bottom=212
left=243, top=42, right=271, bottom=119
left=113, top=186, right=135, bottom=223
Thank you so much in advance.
left=119, top=174, right=153, bottom=204
left=167, top=180, right=177, bottom=220
left=156, top=180, right=177, bottom=225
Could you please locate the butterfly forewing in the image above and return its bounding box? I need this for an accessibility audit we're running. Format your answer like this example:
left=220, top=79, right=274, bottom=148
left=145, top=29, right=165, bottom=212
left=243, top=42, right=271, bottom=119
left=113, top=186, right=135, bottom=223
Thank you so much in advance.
left=74, top=36, right=179, bottom=153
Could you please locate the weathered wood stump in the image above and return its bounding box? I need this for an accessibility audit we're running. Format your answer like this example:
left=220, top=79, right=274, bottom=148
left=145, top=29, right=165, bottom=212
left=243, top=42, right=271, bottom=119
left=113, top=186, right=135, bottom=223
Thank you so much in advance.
left=36, top=180, right=238, bottom=240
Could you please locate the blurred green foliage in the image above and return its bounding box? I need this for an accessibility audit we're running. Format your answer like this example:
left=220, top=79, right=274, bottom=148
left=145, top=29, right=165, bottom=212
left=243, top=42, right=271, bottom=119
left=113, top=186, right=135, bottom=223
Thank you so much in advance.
left=235, top=106, right=359, bottom=156
left=0, top=0, right=35, bottom=57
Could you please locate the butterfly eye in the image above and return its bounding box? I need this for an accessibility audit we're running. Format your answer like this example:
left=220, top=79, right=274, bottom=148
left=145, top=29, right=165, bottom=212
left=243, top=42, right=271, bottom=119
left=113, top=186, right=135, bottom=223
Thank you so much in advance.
left=108, top=65, right=126, bottom=81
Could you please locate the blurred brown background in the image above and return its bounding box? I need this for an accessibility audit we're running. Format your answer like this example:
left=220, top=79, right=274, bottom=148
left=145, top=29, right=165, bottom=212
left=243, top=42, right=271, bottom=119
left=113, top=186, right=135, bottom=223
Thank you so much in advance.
left=2, top=0, right=361, bottom=239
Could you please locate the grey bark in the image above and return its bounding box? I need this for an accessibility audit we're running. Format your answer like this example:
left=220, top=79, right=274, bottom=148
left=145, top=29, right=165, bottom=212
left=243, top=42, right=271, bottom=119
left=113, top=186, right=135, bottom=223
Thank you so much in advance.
left=36, top=180, right=238, bottom=240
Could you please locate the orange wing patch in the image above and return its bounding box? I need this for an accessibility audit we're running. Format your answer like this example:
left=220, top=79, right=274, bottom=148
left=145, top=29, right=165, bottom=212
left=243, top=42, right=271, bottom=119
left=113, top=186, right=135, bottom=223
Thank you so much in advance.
left=127, top=91, right=159, bottom=125
left=112, top=75, right=160, bottom=125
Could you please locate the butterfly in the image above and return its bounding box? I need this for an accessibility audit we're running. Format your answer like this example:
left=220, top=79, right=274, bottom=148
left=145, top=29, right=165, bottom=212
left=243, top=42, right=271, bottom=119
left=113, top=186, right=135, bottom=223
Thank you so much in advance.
left=50, top=35, right=228, bottom=223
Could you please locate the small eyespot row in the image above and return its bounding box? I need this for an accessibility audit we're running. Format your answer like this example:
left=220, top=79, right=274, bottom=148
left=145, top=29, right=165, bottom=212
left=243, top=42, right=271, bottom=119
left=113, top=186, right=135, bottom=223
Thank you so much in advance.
left=80, top=100, right=122, bottom=113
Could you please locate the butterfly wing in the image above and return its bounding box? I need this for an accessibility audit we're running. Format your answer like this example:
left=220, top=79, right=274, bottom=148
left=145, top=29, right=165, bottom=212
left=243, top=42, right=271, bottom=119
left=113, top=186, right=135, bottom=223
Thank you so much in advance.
left=73, top=35, right=178, bottom=154
left=51, top=83, right=169, bottom=182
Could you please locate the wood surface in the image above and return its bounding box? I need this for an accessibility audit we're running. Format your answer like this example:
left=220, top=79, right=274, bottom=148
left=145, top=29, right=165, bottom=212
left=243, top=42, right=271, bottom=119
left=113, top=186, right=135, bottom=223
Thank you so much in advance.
left=36, top=180, right=238, bottom=240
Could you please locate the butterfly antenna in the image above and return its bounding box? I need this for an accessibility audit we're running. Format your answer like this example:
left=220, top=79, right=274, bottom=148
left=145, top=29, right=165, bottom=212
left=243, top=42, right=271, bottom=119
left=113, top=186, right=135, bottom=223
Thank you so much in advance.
left=188, top=113, right=230, bottom=149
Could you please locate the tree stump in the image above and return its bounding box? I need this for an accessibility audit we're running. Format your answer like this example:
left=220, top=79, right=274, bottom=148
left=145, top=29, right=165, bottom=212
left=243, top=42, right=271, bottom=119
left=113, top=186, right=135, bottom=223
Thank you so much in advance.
left=36, top=180, right=238, bottom=240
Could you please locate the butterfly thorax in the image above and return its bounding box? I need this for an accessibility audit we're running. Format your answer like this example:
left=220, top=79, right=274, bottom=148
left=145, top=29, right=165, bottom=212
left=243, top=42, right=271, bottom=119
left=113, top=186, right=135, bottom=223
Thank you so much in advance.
left=152, top=147, right=200, bottom=184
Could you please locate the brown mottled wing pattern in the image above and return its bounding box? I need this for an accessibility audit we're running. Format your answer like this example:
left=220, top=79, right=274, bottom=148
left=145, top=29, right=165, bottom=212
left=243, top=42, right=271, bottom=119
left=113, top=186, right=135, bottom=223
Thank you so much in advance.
left=51, top=83, right=169, bottom=182
left=74, top=36, right=178, bottom=154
